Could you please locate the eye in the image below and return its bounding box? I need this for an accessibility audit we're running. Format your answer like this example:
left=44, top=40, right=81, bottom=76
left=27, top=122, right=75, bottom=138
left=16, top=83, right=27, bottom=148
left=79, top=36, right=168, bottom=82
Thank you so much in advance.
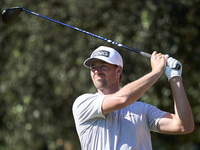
left=101, top=65, right=106, bottom=68
left=91, top=67, right=96, bottom=72
left=101, top=65, right=108, bottom=70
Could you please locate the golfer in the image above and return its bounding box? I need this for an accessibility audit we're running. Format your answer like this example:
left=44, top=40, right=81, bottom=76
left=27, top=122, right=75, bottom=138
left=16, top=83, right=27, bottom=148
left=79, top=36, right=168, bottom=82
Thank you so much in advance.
left=73, top=46, right=194, bottom=150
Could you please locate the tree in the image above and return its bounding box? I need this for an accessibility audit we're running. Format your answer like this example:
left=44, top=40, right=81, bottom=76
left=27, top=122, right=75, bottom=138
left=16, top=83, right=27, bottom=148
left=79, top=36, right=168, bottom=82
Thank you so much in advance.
left=0, top=0, right=199, bottom=149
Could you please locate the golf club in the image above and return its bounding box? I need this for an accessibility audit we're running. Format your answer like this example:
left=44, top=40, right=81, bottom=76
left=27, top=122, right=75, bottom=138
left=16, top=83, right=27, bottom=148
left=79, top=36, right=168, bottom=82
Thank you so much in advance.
left=2, top=7, right=181, bottom=70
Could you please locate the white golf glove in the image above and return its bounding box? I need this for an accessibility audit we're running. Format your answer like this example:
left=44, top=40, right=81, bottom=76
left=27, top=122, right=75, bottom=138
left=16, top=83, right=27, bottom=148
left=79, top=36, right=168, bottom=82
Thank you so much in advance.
left=164, top=56, right=182, bottom=81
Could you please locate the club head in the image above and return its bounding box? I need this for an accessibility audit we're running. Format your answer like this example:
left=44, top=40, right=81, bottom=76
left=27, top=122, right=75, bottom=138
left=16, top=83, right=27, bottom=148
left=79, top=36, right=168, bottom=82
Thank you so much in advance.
left=2, top=7, right=24, bottom=24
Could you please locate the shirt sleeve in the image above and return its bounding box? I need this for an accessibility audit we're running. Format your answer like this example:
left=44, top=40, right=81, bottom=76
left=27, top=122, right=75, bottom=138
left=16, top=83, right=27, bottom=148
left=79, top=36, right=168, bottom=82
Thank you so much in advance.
left=72, top=93, right=106, bottom=127
left=147, top=104, right=167, bottom=132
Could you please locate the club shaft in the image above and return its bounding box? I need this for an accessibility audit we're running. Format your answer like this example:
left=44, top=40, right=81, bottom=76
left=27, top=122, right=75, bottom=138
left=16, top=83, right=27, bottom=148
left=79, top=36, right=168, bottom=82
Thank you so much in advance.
left=4, top=7, right=180, bottom=69
left=24, top=9, right=180, bottom=69
left=23, top=9, right=152, bottom=58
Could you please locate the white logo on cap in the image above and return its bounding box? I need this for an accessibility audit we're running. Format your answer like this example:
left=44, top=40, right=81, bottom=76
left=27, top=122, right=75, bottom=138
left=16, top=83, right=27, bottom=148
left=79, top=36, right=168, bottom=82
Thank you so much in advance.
left=92, top=50, right=110, bottom=58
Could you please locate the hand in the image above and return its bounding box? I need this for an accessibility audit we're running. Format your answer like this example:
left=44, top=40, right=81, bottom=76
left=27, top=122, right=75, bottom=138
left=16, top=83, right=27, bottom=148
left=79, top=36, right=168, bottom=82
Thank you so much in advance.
left=165, top=57, right=182, bottom=81
left=151, top=51, right=167, bottom=74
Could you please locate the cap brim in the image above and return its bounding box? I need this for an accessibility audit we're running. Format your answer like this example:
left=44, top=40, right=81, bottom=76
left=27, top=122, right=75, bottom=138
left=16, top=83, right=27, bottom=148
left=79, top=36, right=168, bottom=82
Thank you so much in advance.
left=83, top=58, right=97, bottom=68
left=84, top=57, right=118, bottom=68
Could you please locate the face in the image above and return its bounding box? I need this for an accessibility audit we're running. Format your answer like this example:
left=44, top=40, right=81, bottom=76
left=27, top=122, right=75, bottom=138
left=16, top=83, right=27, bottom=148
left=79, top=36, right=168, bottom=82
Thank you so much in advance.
left=90, top=59, right=122, bottom=93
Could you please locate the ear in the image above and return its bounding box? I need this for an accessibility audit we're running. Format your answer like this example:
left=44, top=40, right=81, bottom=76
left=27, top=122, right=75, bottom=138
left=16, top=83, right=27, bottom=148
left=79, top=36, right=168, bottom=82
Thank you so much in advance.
left=116, top=66, right=123, bottom=76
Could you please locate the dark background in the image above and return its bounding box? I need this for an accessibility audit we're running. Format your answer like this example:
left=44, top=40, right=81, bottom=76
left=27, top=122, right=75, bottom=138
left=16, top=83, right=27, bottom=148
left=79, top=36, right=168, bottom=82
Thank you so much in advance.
left=0, top=0, right=200, bottom=149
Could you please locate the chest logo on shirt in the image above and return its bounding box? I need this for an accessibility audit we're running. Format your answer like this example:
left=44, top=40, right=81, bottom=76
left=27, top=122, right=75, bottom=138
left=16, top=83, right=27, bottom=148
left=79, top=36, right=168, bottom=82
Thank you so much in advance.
left=124, top=111, right=135, bottom=121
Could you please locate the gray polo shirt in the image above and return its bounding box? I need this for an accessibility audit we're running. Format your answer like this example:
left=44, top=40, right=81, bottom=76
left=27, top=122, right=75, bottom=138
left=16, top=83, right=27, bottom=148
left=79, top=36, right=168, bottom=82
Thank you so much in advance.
left=72, top=93, right=167, bottom=150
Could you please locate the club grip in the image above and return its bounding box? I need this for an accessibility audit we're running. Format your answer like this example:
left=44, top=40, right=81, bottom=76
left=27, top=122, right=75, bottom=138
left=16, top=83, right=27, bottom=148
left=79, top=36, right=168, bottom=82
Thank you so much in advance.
left=140, top=52, right=151, bottom=58
left=140, top=52, right=181, bottom=70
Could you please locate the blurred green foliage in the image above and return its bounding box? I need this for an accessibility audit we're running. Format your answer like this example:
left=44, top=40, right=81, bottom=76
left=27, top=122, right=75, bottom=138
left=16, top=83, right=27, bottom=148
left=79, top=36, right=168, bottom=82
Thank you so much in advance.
left=0, top=0, right=200, bottom=149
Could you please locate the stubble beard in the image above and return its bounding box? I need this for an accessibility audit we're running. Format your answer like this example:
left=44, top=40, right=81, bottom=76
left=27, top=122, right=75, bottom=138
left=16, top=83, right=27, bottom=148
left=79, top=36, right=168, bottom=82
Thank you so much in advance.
left=95, top=79, right=107, bottom=91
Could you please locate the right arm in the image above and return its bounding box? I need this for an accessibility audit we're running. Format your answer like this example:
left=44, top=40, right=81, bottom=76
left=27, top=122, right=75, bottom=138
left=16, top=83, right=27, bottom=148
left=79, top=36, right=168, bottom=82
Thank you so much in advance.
left=102, top=51, right=166, bottom=115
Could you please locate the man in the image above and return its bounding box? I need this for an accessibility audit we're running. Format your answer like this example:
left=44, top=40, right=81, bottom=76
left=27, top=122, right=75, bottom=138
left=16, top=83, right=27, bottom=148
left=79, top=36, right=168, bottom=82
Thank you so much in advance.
left=72, top=46, right=194, bottom=150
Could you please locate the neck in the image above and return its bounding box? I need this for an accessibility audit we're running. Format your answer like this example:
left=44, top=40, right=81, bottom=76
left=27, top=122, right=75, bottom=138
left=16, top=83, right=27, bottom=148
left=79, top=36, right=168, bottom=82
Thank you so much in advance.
left=97, top=86, right=119, bottom=95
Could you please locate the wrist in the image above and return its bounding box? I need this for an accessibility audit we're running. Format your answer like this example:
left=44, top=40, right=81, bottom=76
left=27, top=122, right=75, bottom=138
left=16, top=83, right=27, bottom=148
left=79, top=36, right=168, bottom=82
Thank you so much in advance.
left=150, top=69, right=163, bottom=80
left=169, top=76, right=182, bottom=85
left=151, top=69, right=163, bottom=76
left=169, top=76, right=182, bottom=83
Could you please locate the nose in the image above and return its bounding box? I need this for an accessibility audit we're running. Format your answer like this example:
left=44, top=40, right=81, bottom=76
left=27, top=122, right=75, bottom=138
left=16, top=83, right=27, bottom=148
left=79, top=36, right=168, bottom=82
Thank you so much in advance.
left=91, top=66, right=102, bottom=73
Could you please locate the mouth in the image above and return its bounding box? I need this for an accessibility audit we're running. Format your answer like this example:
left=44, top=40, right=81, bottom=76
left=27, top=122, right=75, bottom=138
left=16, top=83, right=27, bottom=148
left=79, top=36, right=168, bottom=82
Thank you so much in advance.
left=95, top=74, right=105, bottom=80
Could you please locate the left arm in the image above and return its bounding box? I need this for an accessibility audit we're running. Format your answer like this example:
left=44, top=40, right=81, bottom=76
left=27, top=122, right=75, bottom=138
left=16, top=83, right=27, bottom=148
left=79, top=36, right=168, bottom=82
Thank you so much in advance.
left=157, top=74, right=194, bottom=134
